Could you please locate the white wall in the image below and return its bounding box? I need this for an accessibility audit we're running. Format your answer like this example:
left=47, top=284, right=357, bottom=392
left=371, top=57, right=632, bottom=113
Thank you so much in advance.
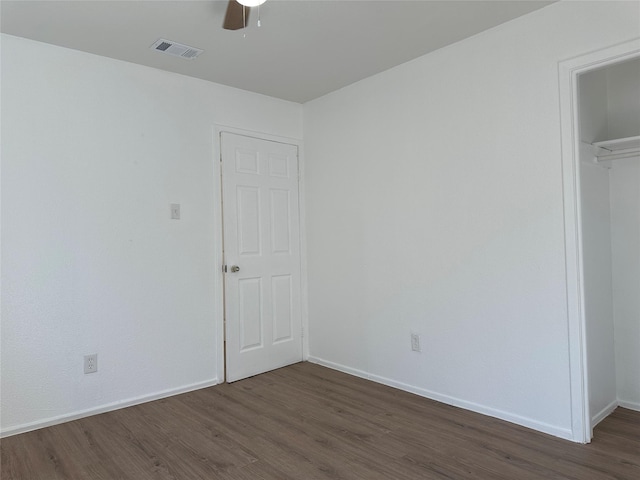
left=607, top=58, right=640, bottom=139
left=579, top=68, right=609, bottom=143
left=610, top=160, right=640, bottom=410
left=303, top=0, right=640, bottom=439
left=0, top=34, right=302, bottom=435
left=577, top=67, right=616, bottom=425
left=579, top=157, right=617, bottom=424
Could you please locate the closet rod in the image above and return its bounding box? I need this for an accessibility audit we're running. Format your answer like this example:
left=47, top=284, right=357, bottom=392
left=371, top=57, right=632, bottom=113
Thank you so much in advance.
left=592, top=135, right=640, bottom=164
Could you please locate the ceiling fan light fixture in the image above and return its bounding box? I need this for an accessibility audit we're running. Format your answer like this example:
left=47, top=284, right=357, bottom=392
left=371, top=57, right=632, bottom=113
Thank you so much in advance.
left=237, top=0, right=266, bottom=7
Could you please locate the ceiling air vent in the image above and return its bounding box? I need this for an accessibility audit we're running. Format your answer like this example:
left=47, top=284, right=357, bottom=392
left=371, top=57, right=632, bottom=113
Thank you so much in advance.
left=150, top=38, right=203, bottom=60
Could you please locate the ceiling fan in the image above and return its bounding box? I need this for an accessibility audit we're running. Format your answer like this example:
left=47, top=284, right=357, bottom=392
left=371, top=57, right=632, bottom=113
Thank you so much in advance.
left=223, top=0, right=266, bottom=30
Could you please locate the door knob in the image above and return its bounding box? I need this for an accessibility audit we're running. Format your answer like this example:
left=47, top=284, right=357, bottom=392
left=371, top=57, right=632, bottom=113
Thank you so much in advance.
left=230, top=265, right=240, bottom=273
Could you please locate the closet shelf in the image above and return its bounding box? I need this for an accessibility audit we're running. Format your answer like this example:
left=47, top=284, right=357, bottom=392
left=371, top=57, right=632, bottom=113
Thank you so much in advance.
left=592, top=135, right=640, bottom=163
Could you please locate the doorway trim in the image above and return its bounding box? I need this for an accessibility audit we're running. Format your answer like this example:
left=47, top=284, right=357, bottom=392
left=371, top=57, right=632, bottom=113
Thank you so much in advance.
left=559, top=38, right=640, bottom=443
left=212, top=124, right=308, bottom=383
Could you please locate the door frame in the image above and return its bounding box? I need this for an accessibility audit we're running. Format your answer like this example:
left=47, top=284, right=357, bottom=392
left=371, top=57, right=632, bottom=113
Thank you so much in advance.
left=212, top=125, right=308, bottom=383
left=559, top=38, right=640, bottom=443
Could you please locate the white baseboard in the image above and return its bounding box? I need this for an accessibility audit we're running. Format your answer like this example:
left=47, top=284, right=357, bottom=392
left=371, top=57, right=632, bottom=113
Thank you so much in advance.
left=591, top=399, right=618, bottom=427
left=308, top=356, right=573, bottom=441
left=618, top=399, right=640, bottom=412
left=0, top=378, right=220, bottom=438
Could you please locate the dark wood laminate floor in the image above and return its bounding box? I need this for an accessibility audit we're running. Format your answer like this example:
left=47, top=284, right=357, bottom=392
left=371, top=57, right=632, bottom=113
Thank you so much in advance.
left=1, top=362, right=639, bottom=479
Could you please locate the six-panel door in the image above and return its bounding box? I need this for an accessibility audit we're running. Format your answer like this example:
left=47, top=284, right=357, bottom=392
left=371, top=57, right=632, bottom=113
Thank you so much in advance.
left=221, top=132, right=302, bottom=382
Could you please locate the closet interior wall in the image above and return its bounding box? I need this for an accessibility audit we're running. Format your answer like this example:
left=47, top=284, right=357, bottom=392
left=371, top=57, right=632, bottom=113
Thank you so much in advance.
left=578, top=58, right=640, bottom=432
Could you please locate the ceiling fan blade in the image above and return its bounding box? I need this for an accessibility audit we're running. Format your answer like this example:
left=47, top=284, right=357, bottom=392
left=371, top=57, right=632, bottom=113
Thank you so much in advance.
left=223, top=0, right=249, bottom=30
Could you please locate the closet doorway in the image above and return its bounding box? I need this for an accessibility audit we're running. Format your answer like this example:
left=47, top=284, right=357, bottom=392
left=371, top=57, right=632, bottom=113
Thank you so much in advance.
left=578, top=57, right=640, bottom=439
left=560, top=40, right=640, bottom=443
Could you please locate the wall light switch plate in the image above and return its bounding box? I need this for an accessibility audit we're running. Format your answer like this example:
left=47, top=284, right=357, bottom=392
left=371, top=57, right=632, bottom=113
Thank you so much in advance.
left=170, top=203, right=180, bottom=220
left=411, top=333, right=421, bottom=353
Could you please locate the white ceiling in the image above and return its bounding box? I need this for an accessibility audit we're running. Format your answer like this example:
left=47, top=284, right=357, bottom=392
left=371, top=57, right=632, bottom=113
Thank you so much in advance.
left=1, top=0, right=555, bottom=103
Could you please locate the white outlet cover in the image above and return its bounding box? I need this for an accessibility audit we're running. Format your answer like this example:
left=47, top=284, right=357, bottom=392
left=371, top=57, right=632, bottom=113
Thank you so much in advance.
left=84, top=354, right=98, bottom=374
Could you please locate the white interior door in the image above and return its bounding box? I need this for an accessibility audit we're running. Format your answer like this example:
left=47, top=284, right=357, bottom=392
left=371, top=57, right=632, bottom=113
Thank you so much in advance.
left=221, top=132, right=302, bottom=382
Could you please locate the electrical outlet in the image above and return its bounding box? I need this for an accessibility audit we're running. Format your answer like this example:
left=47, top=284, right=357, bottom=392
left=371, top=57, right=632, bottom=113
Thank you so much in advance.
left=411, top=333, right=421, bottom=353
left=84, top=354, right=98, bottom=374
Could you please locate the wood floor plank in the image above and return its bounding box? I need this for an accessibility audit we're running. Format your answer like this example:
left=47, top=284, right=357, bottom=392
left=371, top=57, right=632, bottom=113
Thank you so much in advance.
left=2, top=362, right=639, bottom=480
